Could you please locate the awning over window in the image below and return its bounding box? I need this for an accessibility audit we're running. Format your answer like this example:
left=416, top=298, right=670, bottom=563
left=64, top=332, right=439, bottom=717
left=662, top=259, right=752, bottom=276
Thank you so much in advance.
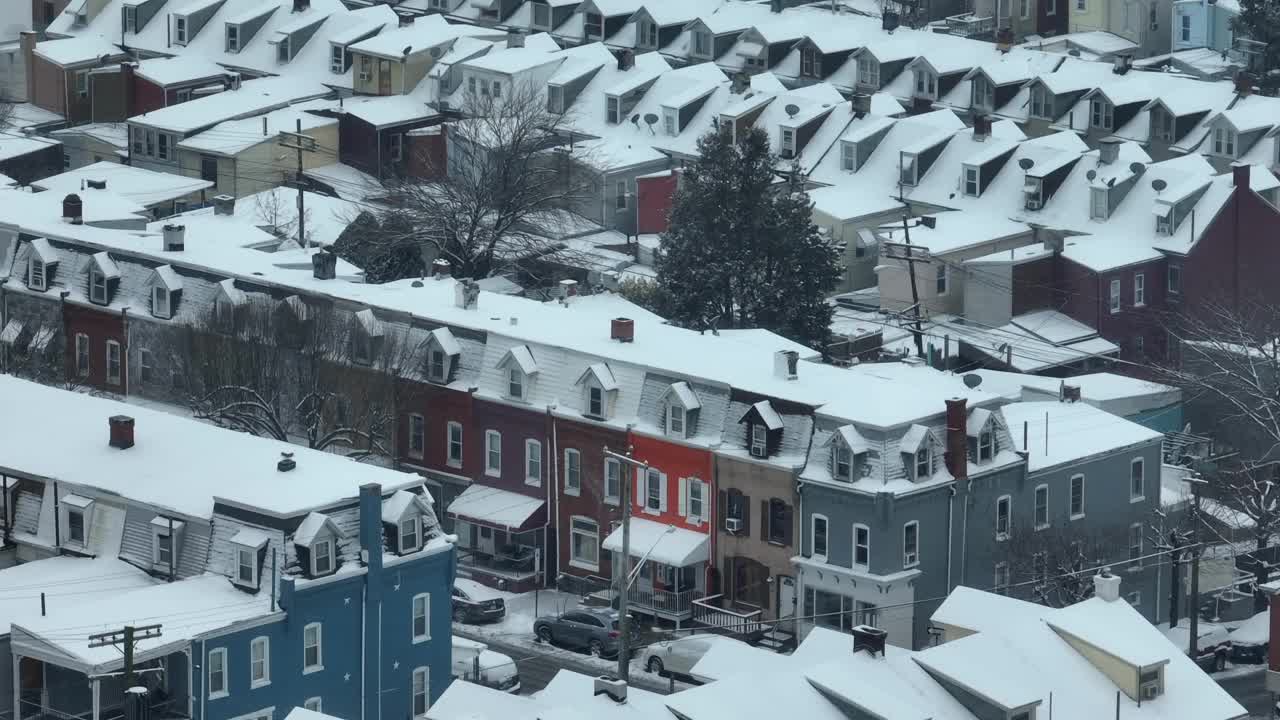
left=0, top=319, right=23, bottom=345
left=602, top=517, right=709, bottom=568
left=448, top=483, right=545, bottom=531
left=29, top=326, right=56, bottom=354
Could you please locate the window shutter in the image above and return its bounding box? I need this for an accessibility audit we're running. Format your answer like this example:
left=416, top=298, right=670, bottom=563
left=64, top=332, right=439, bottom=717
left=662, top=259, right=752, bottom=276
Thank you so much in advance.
left=760, top=500, right=769, bottom=541
left=659, top=473, right=668, bottom=512
left=678, top=477, right=688, bottom=517
left=781, top=502, right=794, bottom=547
left=742, top=494, right=751, bottom=537
left=718, top=489, right=728, bottom=530
left=635, top=468, right=643, bottom=506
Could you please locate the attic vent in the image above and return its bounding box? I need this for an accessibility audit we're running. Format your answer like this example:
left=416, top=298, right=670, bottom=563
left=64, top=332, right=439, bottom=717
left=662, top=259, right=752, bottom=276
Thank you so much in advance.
left=86, top=179, right=107, bottom=190
left=278, top=452, right=297, bottom=472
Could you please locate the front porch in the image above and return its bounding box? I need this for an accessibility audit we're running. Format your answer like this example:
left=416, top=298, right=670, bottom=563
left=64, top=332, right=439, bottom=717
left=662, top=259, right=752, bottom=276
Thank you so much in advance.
left=13, top=653, right=189, bottom=720
left=449, top=483, right=548, bottom=593
left=602, top=517, right=710, bottom=625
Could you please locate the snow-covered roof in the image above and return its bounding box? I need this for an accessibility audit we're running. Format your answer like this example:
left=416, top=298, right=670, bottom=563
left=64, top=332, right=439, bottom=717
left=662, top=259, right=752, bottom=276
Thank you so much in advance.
left=177, top=101, right=337, bottom=156
left=302, top=163, right=385, bottom=202
left=33, top=36, right=123, bottom=66
left=0, top=376, right=423, bottom=519
left=128, top=76, right=331, bottom=134
left=448, top=483, right=544, bottom=530
left=382, top=489, right=430, bottom=523
left=90, top=251, right=120, bottom=279
left=998, top=401, right=1162, bottom=472
left=664, top=380, right=701, bottom=410
left=745, top=400, right=783, bottom=431
left=577, top=362, right=618, bottom=391
left=293, top=511, right=342, bottom=546
left=231, top=527, right=273, bottom=548
left=29, top=237, right=58, bottom=264
left=35, top=162, right=214, bottom=208
left=0, top=557, right=157, bottom=636
left=500, top=344, right=539, bottom=374
left=133, top=56, right=228, bottom=86
left=602, top=516, right=709, bottom=567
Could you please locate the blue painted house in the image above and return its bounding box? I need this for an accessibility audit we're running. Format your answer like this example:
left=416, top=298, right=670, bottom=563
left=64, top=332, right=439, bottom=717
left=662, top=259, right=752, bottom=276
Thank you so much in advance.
left=0, top=377, right=456, bottom=720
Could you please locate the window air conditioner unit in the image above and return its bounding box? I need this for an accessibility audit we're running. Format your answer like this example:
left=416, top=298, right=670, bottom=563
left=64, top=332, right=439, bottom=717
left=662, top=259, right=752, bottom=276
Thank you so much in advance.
left=1140, top=683, right=1159, bottom=700
left=750, top=445, right=767, bottom=458
left=358, top=72, right=371, bottom=81
left=780, top=149, right=795, bottom=159
left=1025, top=198, right=1041, bottom=210
left=726, top=518, right=743, bottom=533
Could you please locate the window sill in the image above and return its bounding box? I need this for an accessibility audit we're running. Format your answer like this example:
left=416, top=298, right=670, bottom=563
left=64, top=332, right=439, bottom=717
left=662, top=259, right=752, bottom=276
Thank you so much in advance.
left=569, top=559, right=599, bottom=573
left=643, top=507, right=661, bottom=516
left=525, top=479, right=542, bottom=487
left=1034, top=523, right=1050, bottom=531
left=208, top=691, right=228, bottom=701
left=303, top=665, right=324, bottom=675
left=1126, top=565, right=1143, bottom=573
left=408, top=452, right=424, bottom=461
left=413, top=635, right=430, bottom=645
left=604, top=497, right=620, bottom=506
left=811, top=554, right=828, bottom=564
left=1130, top=495, right=1145, bottom=503
left=767, top=539, right=787, bottom=547
left=1133, top=303, right=1146, bottom=309
left=1070, top=513, right=1085, bottom=521
left=484, top=469, right=501, bottom=478
left=904, top=562, right=919, bottom=570
left=250, top=679, right=270, bottom=690
left=564, top=487, right=580, bottom=497
left=995, top=533, right=1009, bottom=542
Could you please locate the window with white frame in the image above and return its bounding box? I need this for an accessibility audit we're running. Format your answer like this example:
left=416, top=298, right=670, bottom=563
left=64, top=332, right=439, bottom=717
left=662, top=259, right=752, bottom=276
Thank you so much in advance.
left=687, top=478, right=706, bottom=522
left=412, top=593, right=430, bottom=642
left=978, top=425, right=994, bottom=461
left=779, top=128, right=795, bottom=156
left=1130, top=458, right=1145, bottom=501
left=935, top=263, right=948, bottom=295
left=800, top=46, right=818, bottom=77
left=663, top=107, right=677, bottom=136
left=1019, top=0, right=1029, bottom=18
left=638, top=18, right=658, bottom=48
left=303, top=623, right=323, bottom=672
left=277, top=38, right=291, bottom=63
left=226, top=25, right=240, bottom=52
left=857, top=58, right=879, bottom=87
left=994, top=561, right=1010, bottom=594
left=645, top=468, right=664, bottom=512
left=250, top=637, right=270, bottom=687
left=900, top=153, right=917, bottom=185
left=570, top=516, right=599, bottom=570
left=208, top=647, right=228, bottom=698
left=914, top=445, right=932, bottom=480
left=154, top=521, right=176, bottom=566
left=1090, top=98, right=1113, bottom=130
left=153, top=285, right=171, bottom=318
left=607, top=96, right=620, bottom=124
left=75, top=333, right=90, bottom=376
left=312, top=537, right=334, bottom=575
left=668, top=403, right=686, bottom=437
left=106, top=340, right=121, bottom=386
left=564, top=448, right=581, bottom=494
left=1134, top=272, right=1145, bottom=306
left=584, top=11, right=603, bottom=38
left=604, top=458, right=621, bottom=504
left=485, top=430, right=501, bottom=476
left=89, top=268, right=108, bottom=304
left=65, top=503, right=87, bottom=545
left=75, top=70, right=88, bottom=97
left=996, top=495, right=1010, bottom=539
left=913, top=69, right=936, bottom=98
left=615, top=179, right=629, bottom=210
left=525, top=439, right=542, bottom=485
left=1029, top=485, right=1047, bottom=530
left=853, top=524, right=870, bottom=568
left=124, top=5, right=137, bottom=31
left=412, top=667, right=429, bottom=717
left=841, top=142, right=856, bottom=171
left=811, top=514, right=829, bottom=559
left=1030, top=85, right=1052, bottom=120
left=408, top=414, right=425, bottom=459
left=1110, top=278, right=1121, bottom=313
left=508, top=367, right=525, bottom=399
left=304, top=698, right=322, bottom=712
left=586, top=383, right=605, bottom=418
left=1180, top=13, right=1191, bottom=41
left=1212, top=126, right=1237, bottom=157
left=1075, top=0, right=1086, bottom=10
left=547, top=84, right=564, bottom=113
left=400, top=516, right=421, bottom=553
left=174, top=15, right=188, bottom=43
left=1129, top=522, right=1143, bottom=566
left=1070, top=474, right=1085, bottom=518
left=330, top=44, right=345, bottom=73
left=236, top=546, right=256, bottom=586
left=750, top=424, right=767, bottom=457
left=428, top=348, right=447, bottom=382
left=1151, top=106, right=1175, bottom=142
left=833, top=441, right=853, bottom=481
left=692, top=29, right=711, bottom=57
left=903, top=520, right=919, bottom=568
left=29, top=257, right=46, bottom=291
left=447, top=421, right=463, bottom=467
left=963, top=165, right=979, bottom=196
left=972, top=75, right=994, bottom=110
left=1167, top=263, right=1181, bottom=295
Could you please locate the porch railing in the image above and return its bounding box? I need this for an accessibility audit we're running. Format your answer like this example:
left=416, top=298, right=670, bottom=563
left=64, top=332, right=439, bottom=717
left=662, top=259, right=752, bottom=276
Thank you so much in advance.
left=692, top=594, right=765, bottom=635
left=630, top=587, right=694, bottom=617
left=945, top=13, right=994, bottom=36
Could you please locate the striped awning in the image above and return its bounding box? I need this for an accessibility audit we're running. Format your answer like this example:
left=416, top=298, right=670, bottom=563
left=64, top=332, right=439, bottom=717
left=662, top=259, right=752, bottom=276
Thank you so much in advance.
left=0, top=318, right=23, bottom=345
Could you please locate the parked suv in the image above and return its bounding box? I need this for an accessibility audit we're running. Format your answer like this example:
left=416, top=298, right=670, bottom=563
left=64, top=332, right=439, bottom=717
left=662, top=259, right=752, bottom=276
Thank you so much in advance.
left=1165, top=620, right=1232, bottom=672
left=452, top=578, right=507, bottom=624
left=533, top=608, right=635, bottom=657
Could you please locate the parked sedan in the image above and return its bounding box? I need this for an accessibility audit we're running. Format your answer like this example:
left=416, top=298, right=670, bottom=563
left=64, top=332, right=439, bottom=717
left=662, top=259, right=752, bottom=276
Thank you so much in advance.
left=1165, top=620, right=1232, bottom=672
left=533, top=608, right=635, bottom=657
left=1228, top=610, right=1269, bottom=664
left=640, top=634, right=752, bottom=683
left=452, top=578, right=507, bottom=624
left=452, top=636, right=520, bottom=693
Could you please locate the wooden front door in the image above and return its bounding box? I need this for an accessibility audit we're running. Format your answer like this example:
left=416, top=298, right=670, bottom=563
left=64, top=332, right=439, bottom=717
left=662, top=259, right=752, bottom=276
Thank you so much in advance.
left=378, top=60, right=391, bottom=95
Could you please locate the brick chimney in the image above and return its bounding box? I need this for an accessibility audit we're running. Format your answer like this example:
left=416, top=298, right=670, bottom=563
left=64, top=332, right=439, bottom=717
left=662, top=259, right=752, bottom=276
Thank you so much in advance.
left=852, top=625, right=887, bottom=656
left=1233, top=162, right=1250, bottom=188
left=63, top=194, right=83, bottom=225
left=432, top=258, right=451, bottom=279
left=312, top=249, right=336, bottom=280
left=972, top=115, right=991, bottom=140
left=1234, top=71, right=1254, bottom=97
left=944, top=397, right=967, bottom=480
left=611, top=317, right=634, bottom=342
left=21, top=32, right=36, bottom=107
left=109, top=415, right=135, bottom=449
left=162, top=224, right=185, bottom=251
left=212, top=194, right=235, bottom=216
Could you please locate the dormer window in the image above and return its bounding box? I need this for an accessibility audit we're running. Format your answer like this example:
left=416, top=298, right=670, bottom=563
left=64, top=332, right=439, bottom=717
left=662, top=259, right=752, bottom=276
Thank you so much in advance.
left=548, top=85, right=564, bottom=113
left=971, top=75, right=994, bottom=110
left=88, top=252, right=119, bottom=306
left=780, top=127, right=796, bottom=158
left=532, top=1, right=551, bottom=29
left=230, top=529, right=270, bottom=589
left=425, top=327, right=461, bottom=384
left=913, top=68, right=936, bottom=99
left=153, top=285, right=171, bottom=317
left=576, top=363, right=617, bottom=420
left=214, top=279, right=245, bottom=332
left=330, top=45, right=346, bottom=74
left=151, top=515, right=186, bottom=570
left=915, top=446, right=931, bottom=478
left=277, top=38, right=291, bottom=63
left=294, top=511, right=343, bottom=579
left=383, top=489, right=432, bottom=556
left=399, top=517, right=420, bottom=553
left=90, top=269, right=108, bottom=303
left=352, top=309, right=384, bottom=366
left=607, top=95, right=620, bottom=124
left=857, top=57, right=879, bottom=88
left=1151, top=105, right=1174, bottom=142
left=124, top=5, right=137, bottom=32
left=174, top=16, right=188, bottom=44
left=801, top=46, right=819, bottom=78
left=1030, top=85, right=1053, bottom=120
left=1139, top=667, right=1164, bottom=700
left=662, top=382, right=700, bottom=438
left=313, top=538, right=333, bottom=574
left=963, top=165, right=979, bottom=196
left=1154, top=203, right=1172, bottom=234
left=29, top=258, right=46, bottom=290
left=740, top=400, right=782, bottom=459
left=1090, top=97, right=1114, bottom=130
left=499, top=345, right=537, bottom=401
left=668, top=404, right=685, bottom=434
left=62, top=494, right=93, bottom=548
left=966, top=408, right=997, bottom=463
left=584, top=11, right=603, bottom=38
left=1025, top=177, right=1044, bottom=210
left=751, top=424, right=767, bottom=456
left=841, top=142, right=856, bottom=171
left=1090, top=186, right=1109, bottom=220
left=900, top=152, right=918, bottom=186
left=508, top=368, right=524, bottom=399
left=28, top=238, right=56, bottom=291
left=663, top=107, right=677, bottom=135
left=834, top=443, right=852, bottom=480
left=638, top=18, right=658, bottom=48
left=900, top=424, right=934, bottom=481
left=1212, top=127, right=1237, bottom=157
left=227, top=25, right=240, bottom=52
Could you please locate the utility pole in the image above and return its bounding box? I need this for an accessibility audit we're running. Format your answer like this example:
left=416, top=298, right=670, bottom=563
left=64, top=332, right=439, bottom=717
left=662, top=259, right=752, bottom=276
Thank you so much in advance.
left=87, top=624, right=162, bottom=689
left=277, top=119, right=315, bottom=248
left=881, top=215, right=930, bottom=358
left=1188, top=475, right=1206, bottom=659
left=603, top=445, right=649, bottom=684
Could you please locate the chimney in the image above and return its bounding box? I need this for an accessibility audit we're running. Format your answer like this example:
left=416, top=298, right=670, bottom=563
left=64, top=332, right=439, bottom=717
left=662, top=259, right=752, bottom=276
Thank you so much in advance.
left=850, top=92, right=872, bottom=117
left=162, top=224, right=185, bottom=251
left=593, top=676, right=627, bottom=704
left=852, top=625, right=888, bottom=657
left=611, top=317, right=634, bottom=342
left=559, top=278, right=579, bottom=300
left=617, top=50, right=634, bottom=71
left=230, top=73, right=242, bottom=91
left=21, top=32, right=35, bottom=104
left=972, top=114, right=991, bottom=140
left=732, top=72, right=750, bottom=95
left=1233, top=162, right=1250, bottom=188
left=1112, top=54, right=1131, bottom=74
left=921, top=215, right=937, bottom=229
left=432, top=258, right=452, bottom=279
left=62, top=194, right=83, bottom=225
left=1098, top=137, right=1120, bottom=165
left=455, top=279, right=480, bottom=309
left=277, top=451, right=296, bottom=472
left=1234, top=71, right=1254, bottom=96
left=312, top=249, right=337, bottom=280
left=359, top=483, right=384, bottom=577
left=507, top=29, right=525, bottom=48
left=944, top=397, right=968, bottom=481
left=1093, top=567, right=1122, bottom=602
left=1060, top=384, right=1081, bottom=403
left=996, top=27, right=1014, bottom=53
left=213, top=194, right=235, bottom=216
left=109, top=415, right=135, bottom=449
left=769, top=0, right=783, bottom=13
left=881, top=10, right=899, bottom=31
left=773, top=349, right=799, bottom=380
left=293, top=0, right=310, bottom=11
left=397, top=12, right=414, bottom=27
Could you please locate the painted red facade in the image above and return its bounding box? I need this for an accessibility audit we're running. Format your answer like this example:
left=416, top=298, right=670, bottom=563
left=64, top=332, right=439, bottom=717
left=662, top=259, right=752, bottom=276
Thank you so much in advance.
left=62, top=303, right=126, bottom=392
left=553, top=416, right=629, bottom=581
left=406, top=126, right=448, bottom=180
left=636, top=171, right=678, bottom=235
left=626, top=432, right=714, bottom=536
left=1181, top=167, right=1280, bottom=318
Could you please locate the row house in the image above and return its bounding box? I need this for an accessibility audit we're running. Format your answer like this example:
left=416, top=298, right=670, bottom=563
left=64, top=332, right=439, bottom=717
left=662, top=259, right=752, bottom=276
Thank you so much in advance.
left=1068, top=0, right=1171, bottom=57
left=0, top=376, right=454, bottom=720
left=20, top=32, right=129, bottom=126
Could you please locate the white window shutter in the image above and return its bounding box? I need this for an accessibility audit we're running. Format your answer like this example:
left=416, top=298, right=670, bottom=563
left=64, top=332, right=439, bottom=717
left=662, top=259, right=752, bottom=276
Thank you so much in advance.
left=679, top=477, right=688, bottom=517
left=660, top=472, right=669, bottom=512
left=636, top=468, right=643, bottom=505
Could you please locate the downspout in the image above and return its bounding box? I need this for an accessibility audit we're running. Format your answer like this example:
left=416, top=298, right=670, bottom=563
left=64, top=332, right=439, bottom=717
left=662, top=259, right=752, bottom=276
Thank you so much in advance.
left=120, top=307, right=129, bottom=397
left=199, top=638, right=205, bottom=720
left=946, top=484, right=955, bottom=593
left=360, top=583, right=367, bottom=720
left=53, top=480, right=60, bottom=548
left=960, top=483, right=969, bottom=586
left=708, top=445, right=718, bottom=594
left=377, top=603, right=383, bottom=720
left=2, top=276, right=10, bottom=374
left=546, top=404, right=557, bottom=588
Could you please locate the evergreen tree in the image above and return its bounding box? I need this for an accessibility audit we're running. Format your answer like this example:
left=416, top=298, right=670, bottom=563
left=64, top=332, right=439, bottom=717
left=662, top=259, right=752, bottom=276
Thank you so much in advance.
left=656, top=126, right=840, bottom=350
left=1234, top=0, right=1280, bottom=73
left=332, top=211, right=424, bottom=284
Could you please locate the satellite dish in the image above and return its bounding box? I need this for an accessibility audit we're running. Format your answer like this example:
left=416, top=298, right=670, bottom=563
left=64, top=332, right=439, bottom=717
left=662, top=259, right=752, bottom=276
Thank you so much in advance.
left=1018, top=158, right=1034, bottom=170
left=643, top=113, right=659, bottom=126
left=1152, top=178, right=1168, bottom=192
left=1106, top=177, right=1116, bottom=187
left=963, top=373, right=983, bottom=389
left=1086, top=169, right=1097, bottom=181
left=630, top=114, right=640, bottom=125
left=784, top=103, right=800, bottom=118
left=1129, top=161, right=1145, bottom=175
left=403, top=46, right=412, bottom=57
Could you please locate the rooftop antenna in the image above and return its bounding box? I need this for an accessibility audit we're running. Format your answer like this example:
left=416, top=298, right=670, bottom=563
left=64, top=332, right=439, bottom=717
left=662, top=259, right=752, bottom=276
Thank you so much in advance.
left=1085, top=169, right=1097, bottom=181
left=784, top=103, right=800, bottom=118
left=1151, top=178, right=1167, bottom=194
left=643, top=113, right=658, bottom=135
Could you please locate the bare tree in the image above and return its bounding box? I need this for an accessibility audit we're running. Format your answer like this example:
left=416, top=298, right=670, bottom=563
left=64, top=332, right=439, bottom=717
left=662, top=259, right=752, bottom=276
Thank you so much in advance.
left=357, top=80, right=594, bottom=282
left=1153, top=299, right=1280, bottom=605
left=253, top=189, right=313, bottom=247
left=995, top=523, right=1129, bottom=607
left=179, top=298, right=412, bottom=461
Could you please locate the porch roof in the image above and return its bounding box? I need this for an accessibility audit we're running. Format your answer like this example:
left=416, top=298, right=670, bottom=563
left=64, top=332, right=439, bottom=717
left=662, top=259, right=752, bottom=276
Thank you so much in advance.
left=10, top=574, right=275, bottom=674
left=602, top=517, right=709, bottom=567
left=448, top=483, right=545, bottom=531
